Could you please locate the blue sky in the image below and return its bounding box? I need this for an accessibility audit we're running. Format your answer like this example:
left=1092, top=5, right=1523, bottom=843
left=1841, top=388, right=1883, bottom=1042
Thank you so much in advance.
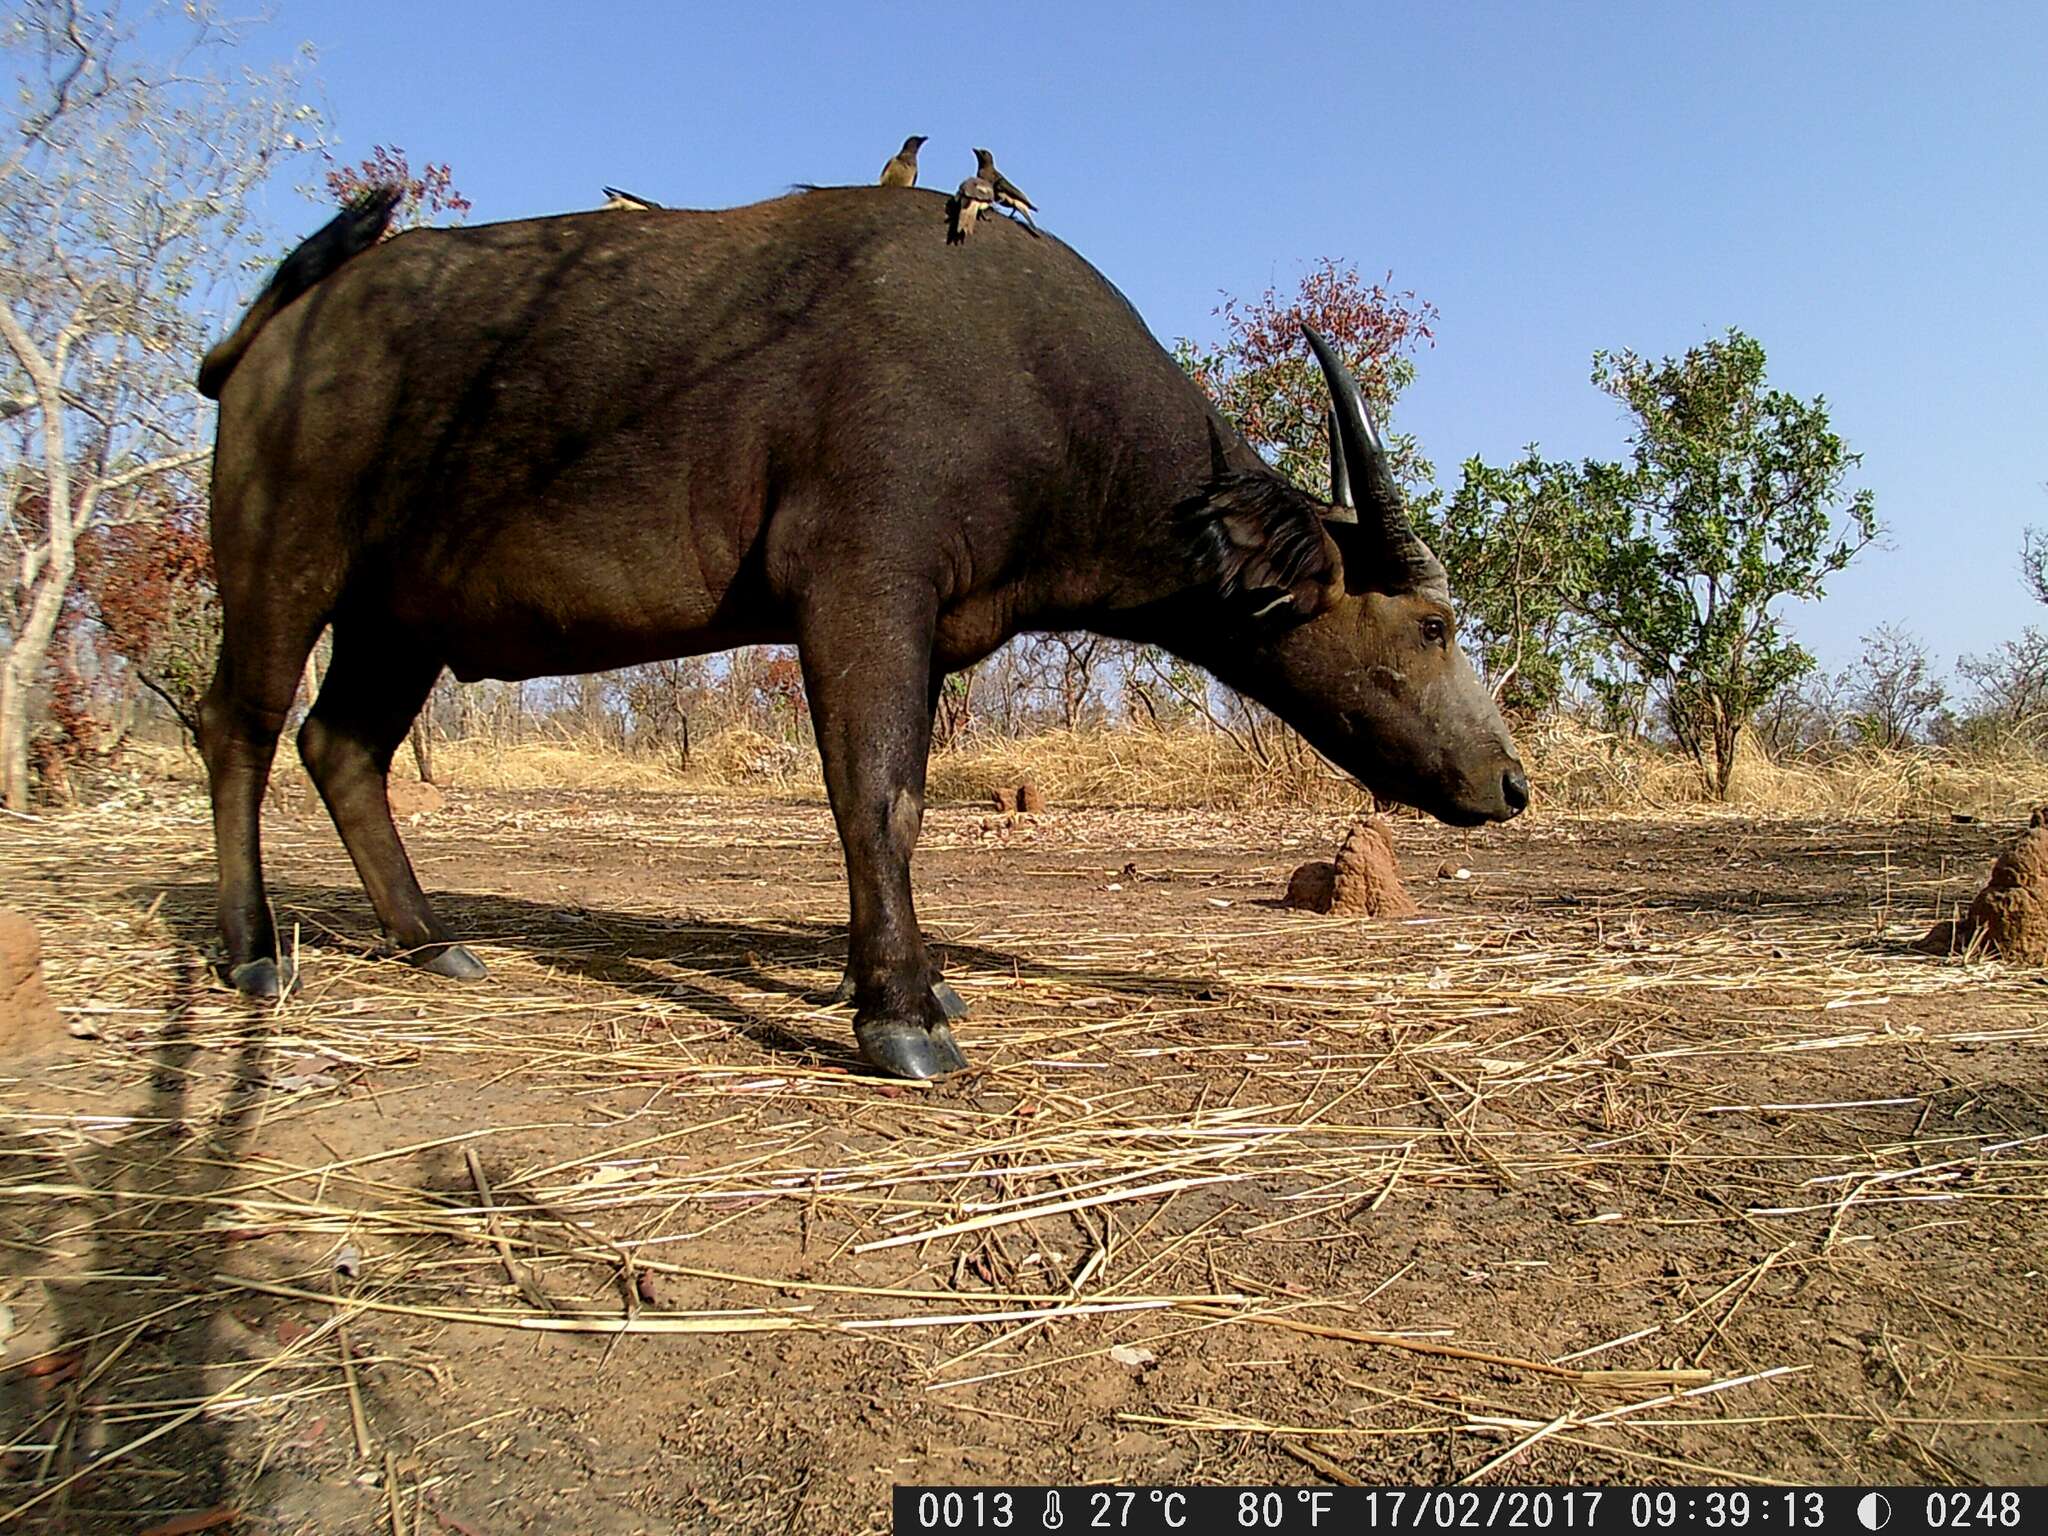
left=245, top=0, right=2046, bottom=679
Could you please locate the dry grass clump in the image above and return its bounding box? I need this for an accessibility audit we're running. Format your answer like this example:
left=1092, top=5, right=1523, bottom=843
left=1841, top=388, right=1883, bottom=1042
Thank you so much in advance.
left=124, top=722, right=1343, bottom=810
left=432, top=726, right=823, bottom=795
left=1523, top=718, right=2046, bottom=820
left=98, top=717, right=2048, bottom=820
left=928, top=727, right=1360, bottom=809
left=934, top=721, right=2046, bottom=819
left=431, top=737, right=708, bottom=792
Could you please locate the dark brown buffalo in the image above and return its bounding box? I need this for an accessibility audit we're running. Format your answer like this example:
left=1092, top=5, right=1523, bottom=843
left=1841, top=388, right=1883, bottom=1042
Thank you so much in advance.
left=196, top=185, right=1527, bottom=1078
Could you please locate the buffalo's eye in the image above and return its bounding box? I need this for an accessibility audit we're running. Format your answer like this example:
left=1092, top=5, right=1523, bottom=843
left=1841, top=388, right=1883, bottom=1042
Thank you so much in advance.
left=1420, top=615, right=1449, bottom=648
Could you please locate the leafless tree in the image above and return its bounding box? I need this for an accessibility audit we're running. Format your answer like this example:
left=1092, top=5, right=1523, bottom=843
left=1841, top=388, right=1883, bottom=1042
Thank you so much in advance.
left=1, top=0, right=323, bottom=805
left=1014, top=632, right=1107, bottom=730
left=1753, top=671, right=1843, bottom=758
left=620, top=658, right=711, bottom=768
left=1955, top=629, right=2048, bottom=746
left=1838, top=624, right=1945, bottom=750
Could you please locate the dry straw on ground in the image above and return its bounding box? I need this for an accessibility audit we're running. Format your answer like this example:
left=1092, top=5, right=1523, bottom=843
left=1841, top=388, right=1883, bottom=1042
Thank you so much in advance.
left=2, top=782, right=2045, bottom=1518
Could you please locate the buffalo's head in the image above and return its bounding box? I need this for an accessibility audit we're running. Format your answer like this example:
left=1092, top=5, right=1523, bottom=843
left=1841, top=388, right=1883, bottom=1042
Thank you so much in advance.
left=1183, top=326, right=1528, bottom=826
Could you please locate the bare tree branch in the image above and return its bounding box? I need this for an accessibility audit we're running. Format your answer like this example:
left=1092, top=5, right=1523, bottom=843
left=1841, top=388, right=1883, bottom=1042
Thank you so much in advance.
left=0, top=0, right=323, bottom=806
left=86, top=445, right=210, bottom=500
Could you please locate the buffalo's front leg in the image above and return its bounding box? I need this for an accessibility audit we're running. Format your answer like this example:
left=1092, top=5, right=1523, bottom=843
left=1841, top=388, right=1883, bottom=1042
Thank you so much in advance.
left=800, top=603, right=965, bottom=1079
left=828, top=968, right=970, bottom=1019
left=827, top=671, right=968, bottom=1022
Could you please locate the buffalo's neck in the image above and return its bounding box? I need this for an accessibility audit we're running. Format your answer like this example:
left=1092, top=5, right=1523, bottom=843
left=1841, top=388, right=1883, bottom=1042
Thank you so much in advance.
left=1008, top=422, right=1271, bottom=632
left=1011, top=457, right=1343, bottom=738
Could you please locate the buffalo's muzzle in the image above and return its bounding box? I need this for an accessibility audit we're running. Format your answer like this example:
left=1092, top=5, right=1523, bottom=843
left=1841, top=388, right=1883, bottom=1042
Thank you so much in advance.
left=1500, top=762, right=1531, bottom=817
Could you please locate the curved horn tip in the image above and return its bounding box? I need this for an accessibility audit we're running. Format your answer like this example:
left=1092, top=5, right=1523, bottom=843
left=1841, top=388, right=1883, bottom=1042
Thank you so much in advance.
left=1303, top=324, right=1413, bottom=544
left=1304, top=328, right=1387, bottom=457
left=1300, top=326, right=1349, bottom=394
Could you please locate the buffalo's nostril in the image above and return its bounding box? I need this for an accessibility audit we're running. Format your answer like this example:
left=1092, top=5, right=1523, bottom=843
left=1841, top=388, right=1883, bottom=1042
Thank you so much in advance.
left=1501, top=765, right=1531, bottom=815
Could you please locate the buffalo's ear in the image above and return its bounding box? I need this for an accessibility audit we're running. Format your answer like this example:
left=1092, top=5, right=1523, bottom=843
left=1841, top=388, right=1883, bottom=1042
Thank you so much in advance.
left=1183, top=473, right=1345, bottom=624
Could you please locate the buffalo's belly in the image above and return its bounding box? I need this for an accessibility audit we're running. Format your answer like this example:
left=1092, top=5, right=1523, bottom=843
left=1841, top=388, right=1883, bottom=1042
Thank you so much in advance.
left=381, top=517, right=788, bottom=683
left=433, top=612, right=793, bottom=684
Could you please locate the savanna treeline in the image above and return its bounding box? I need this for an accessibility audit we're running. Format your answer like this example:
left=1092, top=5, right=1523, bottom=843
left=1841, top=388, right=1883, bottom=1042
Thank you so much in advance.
left=7, top=2, right=2045, bottom=814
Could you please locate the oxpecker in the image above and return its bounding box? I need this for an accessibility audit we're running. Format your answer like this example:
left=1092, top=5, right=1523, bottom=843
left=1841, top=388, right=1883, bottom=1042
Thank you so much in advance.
left=949, top=173, right=993, bottom=242
left=879, top=135, right=928, bottom=187
left=972, top=148, right=1038, bottom=232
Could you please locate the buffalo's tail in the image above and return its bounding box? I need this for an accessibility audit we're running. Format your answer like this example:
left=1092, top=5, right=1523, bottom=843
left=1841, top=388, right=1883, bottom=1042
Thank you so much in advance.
left=197, top=185, right=404, bottom=399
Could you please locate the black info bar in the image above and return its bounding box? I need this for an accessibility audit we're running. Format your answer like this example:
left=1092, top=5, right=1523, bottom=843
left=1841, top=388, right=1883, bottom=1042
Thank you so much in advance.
left=894, top=1488, right=2033, bottom=1536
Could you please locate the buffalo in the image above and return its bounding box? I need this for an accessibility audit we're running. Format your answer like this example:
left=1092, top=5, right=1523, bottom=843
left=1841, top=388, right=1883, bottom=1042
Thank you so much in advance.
left=195, top=185, right=1527, bottom=1079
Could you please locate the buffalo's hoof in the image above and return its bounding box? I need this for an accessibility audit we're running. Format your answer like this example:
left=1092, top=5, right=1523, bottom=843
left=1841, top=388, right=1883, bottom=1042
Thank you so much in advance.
left=855, top=1020, right=969, bottom=1081
left=411, top=943, right=488, bottom=981
left=227, top=956, right=297, bottom=1000
left=830, top=972, right=970, bottom=1019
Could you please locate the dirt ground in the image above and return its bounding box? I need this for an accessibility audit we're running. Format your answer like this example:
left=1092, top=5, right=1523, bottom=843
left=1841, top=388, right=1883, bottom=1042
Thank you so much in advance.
left=3, top=780, right=2045, bottom=1533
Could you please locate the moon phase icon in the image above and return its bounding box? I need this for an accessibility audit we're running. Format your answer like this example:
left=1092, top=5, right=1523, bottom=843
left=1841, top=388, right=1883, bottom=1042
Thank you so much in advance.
left=1857, top=1493, right=1891, bottom=1531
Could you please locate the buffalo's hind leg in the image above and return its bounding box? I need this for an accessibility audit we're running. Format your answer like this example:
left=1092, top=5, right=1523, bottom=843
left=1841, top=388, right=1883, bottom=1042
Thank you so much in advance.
left=199, top=626, right=319, bottom=999
left=297, top=631, right=485, bottom=981
left=800, top=599, right=965, bottom=1080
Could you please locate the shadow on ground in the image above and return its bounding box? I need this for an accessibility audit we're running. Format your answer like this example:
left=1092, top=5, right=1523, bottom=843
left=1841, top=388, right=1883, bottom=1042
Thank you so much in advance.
left=1, top=956, right=272, bottom=1532
left=133, top=880, right=1226, bottom=1008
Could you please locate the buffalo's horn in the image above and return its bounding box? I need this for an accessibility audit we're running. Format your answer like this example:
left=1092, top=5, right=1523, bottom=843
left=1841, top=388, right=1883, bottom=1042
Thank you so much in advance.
left=1324, top=408, right=1357, bottom=524
left=1303, top=325, right=1445, bottom=591
left=1302, top=325, right=1406, bottom=535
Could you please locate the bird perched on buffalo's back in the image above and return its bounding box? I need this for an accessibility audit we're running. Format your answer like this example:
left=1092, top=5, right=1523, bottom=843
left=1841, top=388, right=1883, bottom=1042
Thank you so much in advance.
left=972, top=148, right=1038, bottom=233
left=949, top=171, right=993, bottom=243
left=878, top=135, right=928, bottom=187
left=600, top=187, right=661, bottom=211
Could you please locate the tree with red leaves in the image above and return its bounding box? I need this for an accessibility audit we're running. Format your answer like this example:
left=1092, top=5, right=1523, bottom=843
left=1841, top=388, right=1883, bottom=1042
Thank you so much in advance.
left=1177, top=258, right=1439, bottom=495
left=324, top=145, right=472, bottom=230
left=78, top=494, right=219, bottom=737
left=752, top=651, right=808, bottom=738
left=1116, top=262, right=1440, bottom=778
